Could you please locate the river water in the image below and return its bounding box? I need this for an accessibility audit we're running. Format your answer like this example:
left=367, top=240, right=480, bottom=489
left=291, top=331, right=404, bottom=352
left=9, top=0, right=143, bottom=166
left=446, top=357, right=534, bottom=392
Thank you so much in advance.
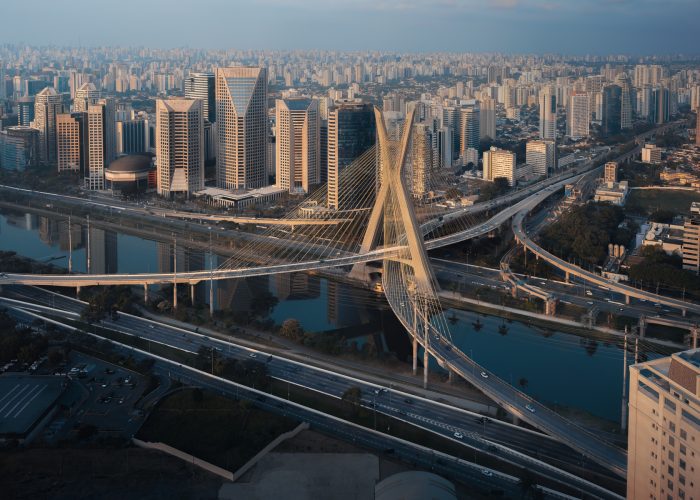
left=0, top=207, right=653, bottom=423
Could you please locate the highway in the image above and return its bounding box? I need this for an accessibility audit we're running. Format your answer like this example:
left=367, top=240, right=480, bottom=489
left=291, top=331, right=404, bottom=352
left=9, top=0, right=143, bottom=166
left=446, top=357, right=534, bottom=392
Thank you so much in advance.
left=4, top=305, right=548, bottom=498
left=0, top=285, right=623, bottom=497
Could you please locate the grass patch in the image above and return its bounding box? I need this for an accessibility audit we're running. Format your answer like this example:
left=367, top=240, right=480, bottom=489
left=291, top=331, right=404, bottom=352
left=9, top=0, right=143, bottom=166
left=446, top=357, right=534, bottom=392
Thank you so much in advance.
left=138, top=389, right=299, bottom=471
left=626, top=189, right=700, bottom=216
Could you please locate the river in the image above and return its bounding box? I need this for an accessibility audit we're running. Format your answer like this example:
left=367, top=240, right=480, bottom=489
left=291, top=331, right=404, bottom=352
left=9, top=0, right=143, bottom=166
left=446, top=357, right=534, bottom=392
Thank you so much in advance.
left=0, top=207, right=653, bottom=423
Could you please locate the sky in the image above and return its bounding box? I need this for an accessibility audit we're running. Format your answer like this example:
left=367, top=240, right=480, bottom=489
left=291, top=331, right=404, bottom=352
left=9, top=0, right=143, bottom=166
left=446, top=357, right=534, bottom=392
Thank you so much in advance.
left=1, top=0, right=697, bottom=55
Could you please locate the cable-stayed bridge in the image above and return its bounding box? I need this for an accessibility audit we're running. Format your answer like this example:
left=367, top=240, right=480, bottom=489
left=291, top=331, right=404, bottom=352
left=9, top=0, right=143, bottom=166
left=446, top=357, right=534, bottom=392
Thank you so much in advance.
left=0, top=107, right=657, bottom=477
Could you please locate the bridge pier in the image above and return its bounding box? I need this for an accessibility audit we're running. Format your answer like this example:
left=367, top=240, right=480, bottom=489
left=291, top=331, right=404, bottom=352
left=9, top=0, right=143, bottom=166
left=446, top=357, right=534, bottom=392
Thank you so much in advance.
left=682, top=309, right=687, bottom=318
left=545, top=298, right=557, bottom=316
left=172, top=283, right=177, bottom=310
left=692, top=326, right=698, bottom=349
left=412, top=335, right=418, bottom=376
left=76, top=286, right=81, bottom=299
left=638, top=316, right=646, bottom=338
left=144, top=284, right=149, bottom=304
left=190, top=284, right=196, bottom=305
left=423, top=347, right=429, bottom=389
left=209, top=282, right=214, bottom=318
left=448, top=369, right=454, bottom=384
left=625, top=294, right=630, bottom=305
left=565, top=271, right=570, bottom=283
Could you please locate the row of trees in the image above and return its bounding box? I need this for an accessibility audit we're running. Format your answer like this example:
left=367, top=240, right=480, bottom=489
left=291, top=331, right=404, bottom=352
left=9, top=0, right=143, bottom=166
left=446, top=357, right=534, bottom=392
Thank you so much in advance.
left=0, top=312, right=48, bottom=363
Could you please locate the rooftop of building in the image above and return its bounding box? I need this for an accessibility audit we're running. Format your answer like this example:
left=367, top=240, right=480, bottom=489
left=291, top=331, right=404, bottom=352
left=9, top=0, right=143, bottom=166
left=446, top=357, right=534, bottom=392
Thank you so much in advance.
left=0, top=374, right=66, bottom=438
left=106, top=153, right=155, bottom=173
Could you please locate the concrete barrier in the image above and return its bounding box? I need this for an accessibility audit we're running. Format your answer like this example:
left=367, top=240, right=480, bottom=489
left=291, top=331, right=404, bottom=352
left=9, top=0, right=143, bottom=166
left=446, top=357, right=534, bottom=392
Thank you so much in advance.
left=132, top=437, right=234, bottom=481
left=231, top=421, right=310, bottom=482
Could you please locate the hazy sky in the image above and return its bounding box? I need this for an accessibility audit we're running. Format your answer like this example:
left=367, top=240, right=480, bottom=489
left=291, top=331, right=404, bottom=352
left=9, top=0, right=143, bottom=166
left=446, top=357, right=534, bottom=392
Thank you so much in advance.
left=1, top=0, right=697, bottom=54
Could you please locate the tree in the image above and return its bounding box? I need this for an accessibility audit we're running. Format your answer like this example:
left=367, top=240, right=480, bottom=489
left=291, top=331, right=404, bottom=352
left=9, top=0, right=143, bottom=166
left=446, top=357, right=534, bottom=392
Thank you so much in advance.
left=341, top=386, right=363, bottom=416
left=279, top=319, right=304, bottom=342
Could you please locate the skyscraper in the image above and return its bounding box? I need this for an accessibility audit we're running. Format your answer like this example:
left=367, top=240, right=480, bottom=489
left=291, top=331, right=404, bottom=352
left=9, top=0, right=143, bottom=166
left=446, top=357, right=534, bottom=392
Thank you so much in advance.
left=73, top=83, right=100, bottom=112
left=650, top=87, right=670, bottom=125
left=567, top=91, right=590, bottom=140
left=459, top=106, right=480, bottom=155
left=17, top=97, right=35, bottom=127
left=602, top=85, right=622, bottom=137
left=526, top=140, right=555, bottom=177
left=627, top=348, right=700, bottom=499
left=116, top=117, right=149, bottom=155
left=275, top=97, right=320, bottom=194
left=185, top=72, right=215, bottom=123
left=33, top=87, right=63, bottom=166
left=615, top=74, right=633, bottom=130
left=539, top=88, right=556, bottom=140
left=479, top=97, right=496, bottom=140
left=327, top=101, right=375, bottom=210
left=483, top=146, right=516, bottom=186
left=156, top=98, right=204, bottom=198
left=85, top=98, right=116, bottom=190
left=411, top=123, right=433, bottom=199
left=215, top=67, right=267, bottom=190
left=56, top=112, right=87, bottom=173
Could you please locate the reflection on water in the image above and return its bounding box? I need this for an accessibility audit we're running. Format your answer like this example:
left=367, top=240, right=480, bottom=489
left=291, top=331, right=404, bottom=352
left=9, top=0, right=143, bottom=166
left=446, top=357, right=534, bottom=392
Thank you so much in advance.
left=1, top=208, right=645, bottom=421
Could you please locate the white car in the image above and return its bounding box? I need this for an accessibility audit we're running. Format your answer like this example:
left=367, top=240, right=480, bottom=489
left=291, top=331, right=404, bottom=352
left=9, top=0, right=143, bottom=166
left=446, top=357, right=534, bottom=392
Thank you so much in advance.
left=249, top=352, right=257, bottom=358
left=481, top=469, right=493, bottom=477
left=480, top=371, right=489, bottom=379
left=525, top=404, right=536, bottom=413
left=453, top=432, right=463, bottom=439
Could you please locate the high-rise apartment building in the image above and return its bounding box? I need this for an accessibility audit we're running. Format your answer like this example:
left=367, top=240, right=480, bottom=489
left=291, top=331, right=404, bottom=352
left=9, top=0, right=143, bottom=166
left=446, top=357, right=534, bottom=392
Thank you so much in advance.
left=641, top=144, right=662, bottom=164
left=56, top=112, right=87, bottom=173
left=479, top=97, right=496, bottom=140
left=0, top=126, right=39, bottom=171
left=627, top=348, right=700, bottom=499
left=17, top=97, right=35, bottom=127
left=651, top=87, right=670, bottom=125
left=602, top=85, right=622, bottom=137
left=73, top=83, right=100, bottom=112
left=275, top=97, right=320, bottom=194
left=539, top=88, right=556, bottom=140
left=215, top=67, right=267, bottom=190
left=567, top=91, right=590, bottom=140
left=185, top=72, right=215, bottom=123
left=683, top=216, right=700, bottom=274
left=33, top=87, right=63, bottom=165
left=526, top=140, right=555, bottom=177
left=411, top=123, right=433, bottom=199
left=483, top=146, right=516, bottom=186
left=616, top=74, right=633, bottom=130
left=459, top=106, right=480, bottom=155
left=85, top=98, right=116, bottom=190
left=155, top=98, right=204, bottom=198
left=604, top=162, right=618, bottom=183
left=327, top=101, right=375, bottom=210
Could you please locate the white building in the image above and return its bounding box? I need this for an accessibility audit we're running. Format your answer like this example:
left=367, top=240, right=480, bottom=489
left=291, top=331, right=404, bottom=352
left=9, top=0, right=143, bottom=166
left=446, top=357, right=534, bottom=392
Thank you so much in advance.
left=73, top=83, right=100, bottom=113
left=85, top=98, right=116, bottom=190
left=526, top=140, right=555, bottom=178
left=483, top=146, right=516, bottom=186
left=641, top=144, right=662, bottom=164
left=33, top=87, right=62, bottom=166
left=539, top=87, right=556, bottom=140
left=567, top=91, right=590, bottom=140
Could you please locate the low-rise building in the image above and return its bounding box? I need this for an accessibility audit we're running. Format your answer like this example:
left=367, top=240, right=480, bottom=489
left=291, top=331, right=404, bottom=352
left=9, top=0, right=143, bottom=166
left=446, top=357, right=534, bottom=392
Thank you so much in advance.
left=641, top=143, right=662, bottom=164
left=594, top=180, right=629, bottom=206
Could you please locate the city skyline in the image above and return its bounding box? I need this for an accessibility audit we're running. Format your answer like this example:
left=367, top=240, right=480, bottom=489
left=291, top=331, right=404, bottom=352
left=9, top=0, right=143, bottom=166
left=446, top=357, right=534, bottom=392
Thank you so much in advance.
left=1, top=0, right=699, bottom=54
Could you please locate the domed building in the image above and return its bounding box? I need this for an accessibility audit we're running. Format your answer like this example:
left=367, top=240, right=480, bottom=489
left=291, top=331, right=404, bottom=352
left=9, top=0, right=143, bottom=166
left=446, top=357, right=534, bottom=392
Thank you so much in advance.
left=104, top=153, right=155, bottom=193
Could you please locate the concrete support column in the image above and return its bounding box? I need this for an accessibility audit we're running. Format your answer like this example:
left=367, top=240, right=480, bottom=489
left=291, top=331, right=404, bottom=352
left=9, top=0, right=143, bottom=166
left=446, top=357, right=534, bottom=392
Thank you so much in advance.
left=692, top=327, right=698, bottom=349
left=625, top=295, right=630, bottom=305
left=190, top=284, right=196, bottom=305
left=209, top=281, right=214, bottom=318
left=423, top=346, right=429, bottom=390
left=682, top=308, right=687, bottom=318
left=448, top=370, right=455, bottom=384
left=412, top=335, right=418, bottom=376
left=76, top=286, right=81, bottom=298
left=511, top=414, right=520, bottom=425
left=144, top=284, right=149, bottom=304
left=173, top=283, right=177, bottom=310
left=565, top=271, right=570, bottom=283
left=638, top=316, right=646, bottom=338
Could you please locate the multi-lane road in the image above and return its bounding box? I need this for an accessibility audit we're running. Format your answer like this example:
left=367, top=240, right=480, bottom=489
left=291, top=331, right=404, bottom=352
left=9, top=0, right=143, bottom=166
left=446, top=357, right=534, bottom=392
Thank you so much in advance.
left=0, top=284, right=623, bottom=497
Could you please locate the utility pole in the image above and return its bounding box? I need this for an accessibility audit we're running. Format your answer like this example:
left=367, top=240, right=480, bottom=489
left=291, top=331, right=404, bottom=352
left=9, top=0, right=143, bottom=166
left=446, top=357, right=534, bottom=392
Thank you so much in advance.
left=173, top=236, right=178, bottom=310
left=209, top=231, right=214, bottom=318
left=67, top=216, right=73, bottom=273
left=86, top=214, right=91, bottom=274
